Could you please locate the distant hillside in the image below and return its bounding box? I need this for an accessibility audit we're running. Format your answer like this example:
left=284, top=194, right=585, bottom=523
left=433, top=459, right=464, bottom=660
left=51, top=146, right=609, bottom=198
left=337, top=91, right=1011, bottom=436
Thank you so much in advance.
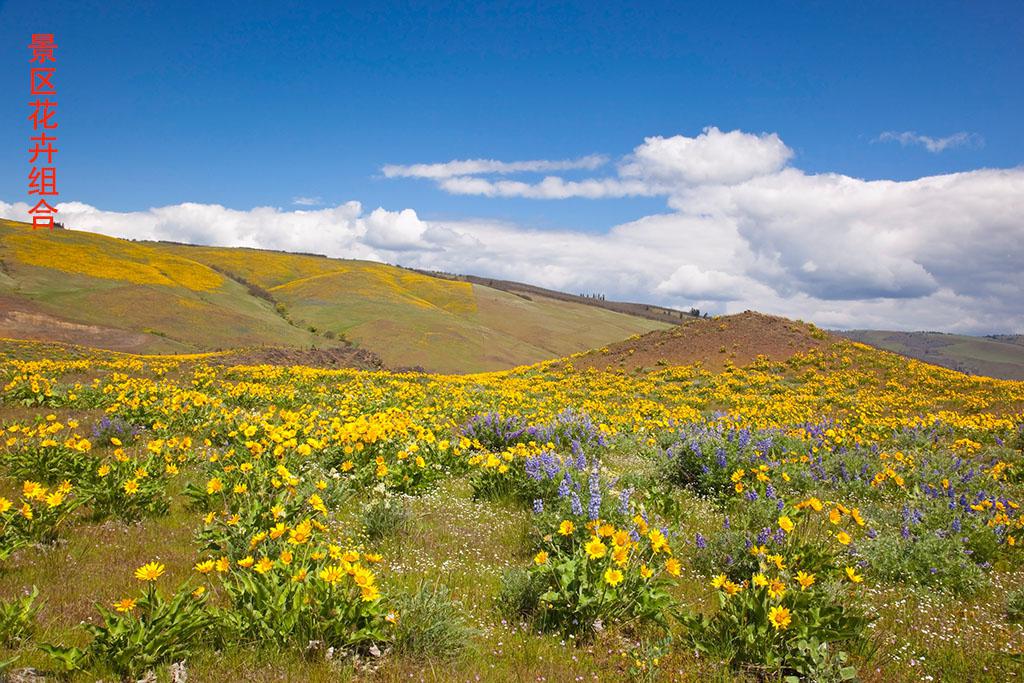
left=0, top=219, right=668, bottom=372
left=837, top=329, right=1024, bottom=380
left=410, top=269, right=697, bottom=324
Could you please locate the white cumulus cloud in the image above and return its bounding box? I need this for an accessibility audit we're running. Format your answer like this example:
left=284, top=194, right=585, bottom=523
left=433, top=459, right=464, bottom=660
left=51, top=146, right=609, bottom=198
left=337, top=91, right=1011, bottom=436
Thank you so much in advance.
left=876, top=130, right=984, bottom=153
left=382, top=154, right=608, bottom=179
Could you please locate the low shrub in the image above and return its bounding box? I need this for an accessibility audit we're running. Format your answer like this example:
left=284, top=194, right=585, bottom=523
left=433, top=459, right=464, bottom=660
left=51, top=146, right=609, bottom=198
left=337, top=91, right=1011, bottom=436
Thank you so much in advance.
left=390, top=581, right=478, bottom=660
left=863, top=532, right=988, bottom=597
left=0, top=586, right=39, bottom=648
left=1006, top=588, right=1024, bottom=623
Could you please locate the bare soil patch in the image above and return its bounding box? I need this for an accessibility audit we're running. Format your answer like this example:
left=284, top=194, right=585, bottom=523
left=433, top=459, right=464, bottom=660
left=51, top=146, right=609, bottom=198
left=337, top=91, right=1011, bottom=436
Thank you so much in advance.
left=565, top=310, right=835, bottom=372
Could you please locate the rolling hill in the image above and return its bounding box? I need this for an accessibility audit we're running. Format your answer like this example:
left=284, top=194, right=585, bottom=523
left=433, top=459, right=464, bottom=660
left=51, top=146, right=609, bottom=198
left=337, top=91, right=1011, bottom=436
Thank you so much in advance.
left=559, top=310, right=834, bottom=373
left=0, top=219, right=669, bottom=372
left=837, top=329, right=1024, bottom=380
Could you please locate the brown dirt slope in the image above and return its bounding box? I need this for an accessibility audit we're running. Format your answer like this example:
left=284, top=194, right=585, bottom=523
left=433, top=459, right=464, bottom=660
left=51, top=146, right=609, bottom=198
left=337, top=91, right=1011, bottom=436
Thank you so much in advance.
left=0, top=296, right=161, bottom=353
left=564, top=311, right=834, bottom=372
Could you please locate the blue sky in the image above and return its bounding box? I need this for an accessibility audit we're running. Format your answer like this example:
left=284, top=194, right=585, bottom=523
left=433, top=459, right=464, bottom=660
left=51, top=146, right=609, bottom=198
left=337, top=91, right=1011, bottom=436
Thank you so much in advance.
left=1, top=0, right=1020, bottom=227
left=1, top=1, right=1022, bottom=332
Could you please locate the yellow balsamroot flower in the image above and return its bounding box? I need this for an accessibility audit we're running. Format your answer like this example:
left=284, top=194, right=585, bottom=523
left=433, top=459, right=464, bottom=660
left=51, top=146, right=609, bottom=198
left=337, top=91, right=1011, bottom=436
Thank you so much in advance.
left=353, top=566, right=376, bottom=588
left=796, top=571, right=816, bottom=590
left=279, top=550, right=293, bottom=566
left=98, top=464, right=111, bottom=477
left=134, top=561, right=166, bottom=582
left=829, top=508, right=842, bottom=525
left=215, top=557, right=231, bottom=573
left=292, top=568, right=308, bottom=583
left=289, top=521, right=312, bottom=545
left=319, top=565, right=345, bottom=585
left=612, top=546, right=629, bottom=567
left=723, top=580, right=742, bottom=596
left=192, top=586, right=206, bottom=598
left=604, top=568, right=624, bottom=587
left=648, top=528, right=669, bottom=553
left=845, top=566, right=864, bottom=583
left=124, top=479, right=139, bottom=495
left=778, top=516, right=795, bottom=533
left=711, top=574, right=727, bottom=589
left=0, top=497, right=11, bottom=514
left=752, top=573, right=769, bottom=588
left=836, top=531, right=852, bottom=545
left=308, top=494, right=328, bottom=515
left=558, top=520, right=575, bottom=536
left=238, top=556, right=255, bottom=568
left=584, top=536, right=607, bottom=559
left=598, top=523, right=615, bottom=537
left=206, top=478, right=223, bottom=494
left=254, top=557, right=275, bottom=574
left=665, top=557, right=682, bottom=576
left=534, top=551, right=549, bottom=565
left=113, top=598, right=136, bottom=613
left=639, top=564, right=654, bottom=579
left=364, top=552, right=384, bottom=563
left=361, top=584, right=381, bottom=602
left=194, top=559, right=215, bottom=574
left=768, top=605, right=792, bottom=630
left=110, top=437, right=122, bottom=447
left=767, top=579, right=786, bottom=600
left=612, top=530, right=630, bottom=548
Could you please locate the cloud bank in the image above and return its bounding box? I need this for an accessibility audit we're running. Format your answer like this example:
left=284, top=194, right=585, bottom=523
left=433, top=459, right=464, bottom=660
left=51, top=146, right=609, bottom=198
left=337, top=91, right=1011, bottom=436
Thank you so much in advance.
left=3, top=126, right=1021, bottom=334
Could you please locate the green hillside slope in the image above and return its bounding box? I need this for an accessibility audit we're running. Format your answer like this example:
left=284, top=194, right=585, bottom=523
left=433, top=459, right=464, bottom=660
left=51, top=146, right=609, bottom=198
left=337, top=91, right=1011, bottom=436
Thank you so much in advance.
left=0, top=220, right=668, bottom=371
left=837, top=329, right=1024, bottom=380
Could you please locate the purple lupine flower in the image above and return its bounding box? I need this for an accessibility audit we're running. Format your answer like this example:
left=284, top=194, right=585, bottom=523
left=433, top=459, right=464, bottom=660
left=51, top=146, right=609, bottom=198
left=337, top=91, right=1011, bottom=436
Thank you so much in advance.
left=722, top=516, right=730, bottom=530
left=557, top=472, right=571, bottom=498
left=524, top=456, right=543, bottom=481
left=695, top=532, right=707, bottom=549
left=570, top=491, right=583, bottom=516
left=532, top=499, right=544, bottom=514
left=618, top=488, right=632, bottom=516
left=586, top=466, right=602, bottom=521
